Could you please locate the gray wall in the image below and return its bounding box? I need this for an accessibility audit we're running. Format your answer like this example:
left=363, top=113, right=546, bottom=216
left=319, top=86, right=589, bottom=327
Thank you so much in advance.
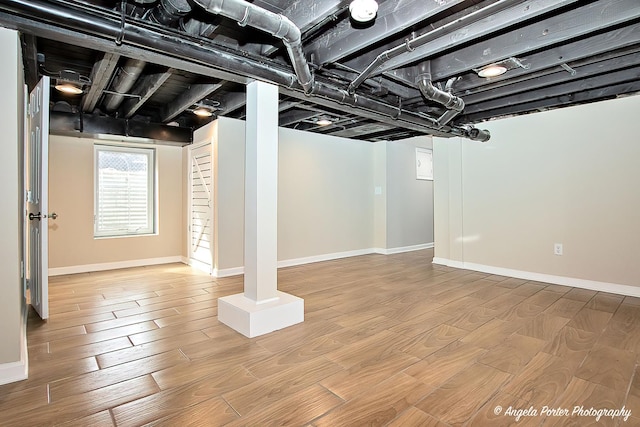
left=385, top=137, right=434, bottom=249
left=434, top=94, right=640, bottom=288
left=0, top=28, right=25, bottom=368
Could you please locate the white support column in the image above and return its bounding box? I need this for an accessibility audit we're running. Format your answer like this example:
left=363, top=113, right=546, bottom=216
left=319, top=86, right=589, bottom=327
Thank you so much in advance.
left=218, top=80, right=304, bottom=338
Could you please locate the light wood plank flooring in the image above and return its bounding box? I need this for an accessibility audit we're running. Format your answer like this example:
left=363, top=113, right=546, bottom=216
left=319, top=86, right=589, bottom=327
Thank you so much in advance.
left=2, top=250, right=640, bottom=426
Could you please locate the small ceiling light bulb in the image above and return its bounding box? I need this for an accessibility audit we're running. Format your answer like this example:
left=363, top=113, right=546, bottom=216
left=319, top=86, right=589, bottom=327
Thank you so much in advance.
left=349, top=0, right=379, bottom=23
left=54, top=83, right=83, bottom=95
left=316, top=118, right=333, bottom=126
left=477, top=64, right=508, bottom=78
left=193, top=108, right=213, bottom=117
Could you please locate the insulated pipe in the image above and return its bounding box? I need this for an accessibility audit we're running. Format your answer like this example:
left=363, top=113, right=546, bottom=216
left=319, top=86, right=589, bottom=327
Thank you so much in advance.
left=0, top=0, right=490, bottom=140
left=103, top=58, right=146, bottom=112
left=191, top=0, right=315, bottom=94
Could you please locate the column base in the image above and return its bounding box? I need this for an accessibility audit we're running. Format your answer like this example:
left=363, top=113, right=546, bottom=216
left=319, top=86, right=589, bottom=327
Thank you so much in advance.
left=218, top=291, right=304, bottom=338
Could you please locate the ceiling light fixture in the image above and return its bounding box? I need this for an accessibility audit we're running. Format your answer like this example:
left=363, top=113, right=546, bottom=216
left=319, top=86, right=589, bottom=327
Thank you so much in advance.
left=477, top=64, right=508, bottom=78
left=54, top=82, right=84, bottom=95
left=316, top=118, right=333, bottom=126
left=193, top=107, right=213, bottom=117
left=349, top=0, right=378, bottom=23
left=191, top=99, right=220, bottom=118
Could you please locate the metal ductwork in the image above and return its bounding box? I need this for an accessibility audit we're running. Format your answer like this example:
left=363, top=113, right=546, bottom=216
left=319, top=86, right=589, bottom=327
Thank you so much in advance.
left=103, top=58, right=146, bottom=112
left=191, top=0, right=315, bottom=94
left=148, top=0, right=192, bottom=26
left=417, top=62, right=465, bottom=128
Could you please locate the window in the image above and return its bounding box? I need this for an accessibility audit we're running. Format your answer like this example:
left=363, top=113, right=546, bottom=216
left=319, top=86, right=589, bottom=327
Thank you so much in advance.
left=94, top=145, right=156, bottom=237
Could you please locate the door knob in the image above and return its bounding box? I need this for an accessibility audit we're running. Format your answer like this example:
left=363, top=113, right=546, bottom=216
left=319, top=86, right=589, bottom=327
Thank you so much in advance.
left=29, top=212, right=42, bottom=220
left=48, top=212, right=58, bottom=220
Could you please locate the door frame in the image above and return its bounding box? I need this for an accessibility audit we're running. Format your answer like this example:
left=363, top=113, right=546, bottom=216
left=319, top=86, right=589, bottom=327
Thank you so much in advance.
left=187, top=140, right=215, bottom=274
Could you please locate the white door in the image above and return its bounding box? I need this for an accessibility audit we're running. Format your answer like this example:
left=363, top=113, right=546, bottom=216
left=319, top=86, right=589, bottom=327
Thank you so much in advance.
left=26, top=76, right=51, bottom=320
left=188, top=144, right=214, bottom=273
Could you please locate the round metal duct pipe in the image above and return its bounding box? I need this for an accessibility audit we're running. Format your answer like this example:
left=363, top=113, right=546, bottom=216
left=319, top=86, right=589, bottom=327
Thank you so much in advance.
left=103, top=58, right=146, bottom=112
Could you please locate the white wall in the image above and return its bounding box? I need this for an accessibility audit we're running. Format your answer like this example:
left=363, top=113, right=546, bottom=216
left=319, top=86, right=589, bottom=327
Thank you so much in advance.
left=194, top=117, right=435, bottom=272
left=0, top=28, right=26, bottom=377
left=48, top=136, right=183, bottom=271
left=278, top=125, right=374, bottom=261
left=210, top=117, right=375, bottom=270
left=434, top=94, right=640, bottom=290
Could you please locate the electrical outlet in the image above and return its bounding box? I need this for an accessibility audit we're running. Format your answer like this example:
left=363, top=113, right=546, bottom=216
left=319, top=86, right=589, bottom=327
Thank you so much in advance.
left=554, top=243, right=563, bottom=256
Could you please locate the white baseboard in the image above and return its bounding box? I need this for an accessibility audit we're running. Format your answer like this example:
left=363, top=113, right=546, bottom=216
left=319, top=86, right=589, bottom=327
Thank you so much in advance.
left=211, top=244, right=435, bottom=277
left=433, top=258, right=640, bottom=297
left=278, top=248, right=376, bottom=269
left=374, top=243, right=434, bottom=255
left=0, top=303, right=29, bottom=386
left=214, top=266, right=245, bottom=278
left=432, top=257, right=465, bottom=269
left=183, top=257, right=213, bottom=275
left=48, top=256, right=184, bottom=276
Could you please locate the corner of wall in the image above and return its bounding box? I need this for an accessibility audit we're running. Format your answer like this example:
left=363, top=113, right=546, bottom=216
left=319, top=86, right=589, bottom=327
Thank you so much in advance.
left=0, top=292, right=28, bottom=386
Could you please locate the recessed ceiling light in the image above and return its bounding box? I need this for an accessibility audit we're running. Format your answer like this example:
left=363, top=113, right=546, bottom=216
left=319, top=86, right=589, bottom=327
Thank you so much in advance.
left=477, top=64, right=508, bottom=78
left=193, top=107, right=213, bottom=117
left=54, top=83, right=83, bottom=95
left=316, top=118, right=333, bottom=126
left=349, top=0, right=378, bottom=23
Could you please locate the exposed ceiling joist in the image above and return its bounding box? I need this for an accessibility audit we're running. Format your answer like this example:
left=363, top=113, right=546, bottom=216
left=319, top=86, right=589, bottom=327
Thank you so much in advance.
left=262, top=0, right=349, bottom=56
left=397, top=0, right=640, bottom=83
left=306, top=0, right=467, bottom=66
left=20, top=33, right=38, bottom=89
left=279, top=109, right=322, bottom=126
left=463, top=52, right=640, bottom=106
left=362, top=0, right=580, bottom=76
left=329, top=122, right=394, bottom=138
left=81, top=52, right=120, bottom=113
left=161, top=82, right=223, bottom=122
left=463, top=65, right=640, bottom=116
left=463, top=79, right=640, bottom=122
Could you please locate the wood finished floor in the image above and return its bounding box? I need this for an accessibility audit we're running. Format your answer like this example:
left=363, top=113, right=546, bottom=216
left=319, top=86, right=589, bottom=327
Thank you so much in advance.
left=2, top=250, right=640, bottom=426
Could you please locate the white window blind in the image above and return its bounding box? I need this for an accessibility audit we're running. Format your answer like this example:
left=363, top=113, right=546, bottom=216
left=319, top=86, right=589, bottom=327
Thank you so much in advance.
left=94, top=145, right=155, bottom=237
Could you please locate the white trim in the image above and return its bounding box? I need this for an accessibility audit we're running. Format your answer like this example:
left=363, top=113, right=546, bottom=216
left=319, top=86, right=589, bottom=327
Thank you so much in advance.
left=214, top=266, right=245, bottom=278
left=432, top=257, right=465, bottom=269
left=432, top=258, right=640, bottom=297
left=48, top=256, right=183, bottom=276
left=374, top=243, right=434, bottom=255
left=278, top=248, right=376, bottom=269
left=0, top=304, right=29, bottom=386
left=183, top=257, right=213, bottom=275
left=212, top=245, right=435, bottom=277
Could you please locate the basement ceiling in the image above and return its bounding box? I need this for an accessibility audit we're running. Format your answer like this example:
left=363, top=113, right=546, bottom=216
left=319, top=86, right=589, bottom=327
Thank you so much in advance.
left=1, top=0, right=639, bottom=144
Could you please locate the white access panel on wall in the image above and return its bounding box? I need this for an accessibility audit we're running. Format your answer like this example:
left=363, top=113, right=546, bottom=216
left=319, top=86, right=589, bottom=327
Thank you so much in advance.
left=416, top=147, right=433, bottom=181
left=188, top=143, right=214, bottom=273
